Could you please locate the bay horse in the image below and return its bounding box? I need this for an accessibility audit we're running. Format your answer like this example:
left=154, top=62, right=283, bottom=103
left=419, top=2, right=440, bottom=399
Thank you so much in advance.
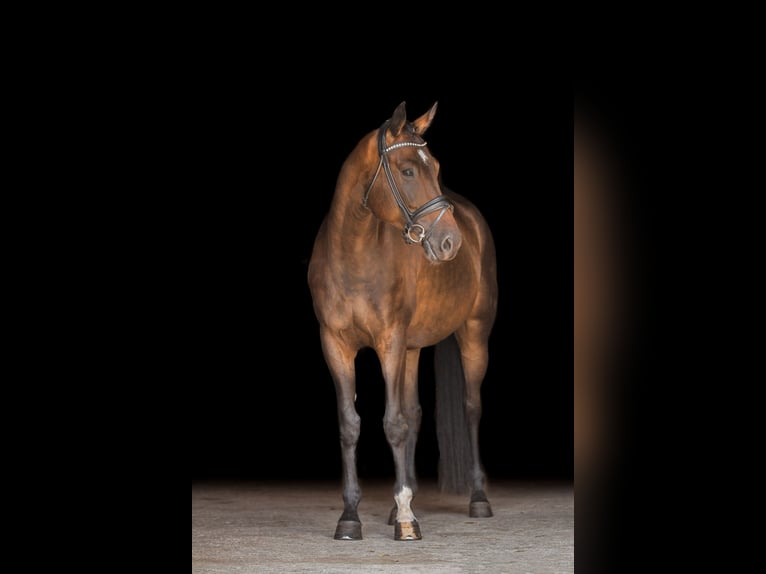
left=308, top=101, right=498, bottom=541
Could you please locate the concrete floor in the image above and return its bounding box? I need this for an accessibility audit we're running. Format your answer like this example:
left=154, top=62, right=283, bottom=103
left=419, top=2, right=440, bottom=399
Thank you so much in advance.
left=192, top=478, right=573, bottom=573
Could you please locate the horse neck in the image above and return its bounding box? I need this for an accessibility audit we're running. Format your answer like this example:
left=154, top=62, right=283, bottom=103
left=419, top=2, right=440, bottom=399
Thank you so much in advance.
left=326, top=183, right=381, bottom=258
left=326, top=140, right=385, bottom=257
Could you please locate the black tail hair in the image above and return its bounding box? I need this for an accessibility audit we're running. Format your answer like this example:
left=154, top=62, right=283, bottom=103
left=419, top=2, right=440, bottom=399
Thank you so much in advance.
left=434, top=333, right=472, bottom=494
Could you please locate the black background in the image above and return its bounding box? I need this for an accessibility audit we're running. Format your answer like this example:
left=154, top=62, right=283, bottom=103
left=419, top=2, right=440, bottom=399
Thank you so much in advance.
left=177, top=36, right=749, bottom=571
left=185, top=72, right=573, bottom=483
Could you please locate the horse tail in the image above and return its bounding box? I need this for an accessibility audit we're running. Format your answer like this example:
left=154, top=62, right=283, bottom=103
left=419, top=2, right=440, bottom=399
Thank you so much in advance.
left=434, top=332, right=472, bottom=494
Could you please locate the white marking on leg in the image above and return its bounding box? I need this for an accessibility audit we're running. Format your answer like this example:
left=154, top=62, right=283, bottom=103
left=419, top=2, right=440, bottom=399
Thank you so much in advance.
left=394, top=486, right=416, bottom=522
left=417, top=149, right=429, bottom=164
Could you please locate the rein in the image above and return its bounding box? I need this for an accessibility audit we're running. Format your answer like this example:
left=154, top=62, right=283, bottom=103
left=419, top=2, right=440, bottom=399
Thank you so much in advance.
left=362, top=120, right=453, bottom=246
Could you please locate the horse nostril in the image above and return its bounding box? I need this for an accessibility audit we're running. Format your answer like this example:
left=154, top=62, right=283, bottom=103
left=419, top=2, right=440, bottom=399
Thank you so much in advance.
left=437, top=233, right=462, bottom=260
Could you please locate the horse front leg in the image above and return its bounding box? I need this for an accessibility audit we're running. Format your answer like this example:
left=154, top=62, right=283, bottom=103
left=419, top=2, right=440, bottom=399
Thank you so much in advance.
left=379, top=342, right=422, bottom=541
left=388, top=348, right=421, bottom=528
left=320, top=329, right=363, bottom=540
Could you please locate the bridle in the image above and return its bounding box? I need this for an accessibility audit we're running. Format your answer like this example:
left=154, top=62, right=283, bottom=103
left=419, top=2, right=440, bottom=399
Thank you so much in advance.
left=362, top=120, right=453, bottom=248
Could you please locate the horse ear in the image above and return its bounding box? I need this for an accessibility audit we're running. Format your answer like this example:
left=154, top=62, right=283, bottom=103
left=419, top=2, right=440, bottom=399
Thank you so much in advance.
left=389, top=101, right=408, bottom=137
left=411, top=101, right=438, bottom=136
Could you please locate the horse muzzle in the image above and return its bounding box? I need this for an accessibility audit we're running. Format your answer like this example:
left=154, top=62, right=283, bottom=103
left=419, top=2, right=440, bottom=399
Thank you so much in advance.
left=421, top=227, right=462, bottom=262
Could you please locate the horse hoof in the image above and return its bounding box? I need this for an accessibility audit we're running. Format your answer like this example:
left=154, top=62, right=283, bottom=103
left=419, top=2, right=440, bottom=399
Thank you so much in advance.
left=334, top=520, right=363, bottom=540
left=387, top=505, right=397, bottom=526
left=394, top=520, right=422, bottom=541
left=469, top=501, right=493, bottom=517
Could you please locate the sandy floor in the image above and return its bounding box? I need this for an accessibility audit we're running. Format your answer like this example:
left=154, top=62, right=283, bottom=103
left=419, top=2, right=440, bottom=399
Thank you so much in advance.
left=192, top=478, right=573, bottom=573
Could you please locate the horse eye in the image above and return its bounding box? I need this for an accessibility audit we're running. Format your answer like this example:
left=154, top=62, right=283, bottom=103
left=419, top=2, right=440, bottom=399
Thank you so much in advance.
left=402, top=168, right=415, bottom=177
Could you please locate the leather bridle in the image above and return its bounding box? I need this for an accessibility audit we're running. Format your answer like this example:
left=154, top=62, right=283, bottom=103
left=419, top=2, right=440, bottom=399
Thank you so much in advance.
left=362, top=120, right=453, bottom=248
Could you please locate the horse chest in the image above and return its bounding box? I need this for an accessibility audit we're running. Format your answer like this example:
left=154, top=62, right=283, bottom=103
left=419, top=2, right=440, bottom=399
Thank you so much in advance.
left=323, top=271, right=474, bottom=348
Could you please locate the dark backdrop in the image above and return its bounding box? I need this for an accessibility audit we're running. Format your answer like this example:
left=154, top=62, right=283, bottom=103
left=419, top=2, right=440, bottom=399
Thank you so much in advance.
left=185, top=79, right=572, bottom=482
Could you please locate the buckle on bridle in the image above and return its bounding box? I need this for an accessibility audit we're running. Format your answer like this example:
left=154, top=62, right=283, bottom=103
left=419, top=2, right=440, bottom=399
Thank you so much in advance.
left=404, top=224, right=426, bottom=244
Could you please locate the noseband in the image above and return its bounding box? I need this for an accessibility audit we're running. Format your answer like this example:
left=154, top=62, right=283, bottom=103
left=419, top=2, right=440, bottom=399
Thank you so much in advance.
left=362, top=120, right=453, bottom=246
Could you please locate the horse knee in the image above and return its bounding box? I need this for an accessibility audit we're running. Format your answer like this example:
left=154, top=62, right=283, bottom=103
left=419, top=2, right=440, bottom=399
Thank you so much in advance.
left=383, top=414, right=408, bottom=446
left=404, top=405, right=422, bottom=428
left=410, top=405, right=423, bottom=421
left=339, top=409, right=361, bottom=447
left=465, top=400, right=482, bottom=423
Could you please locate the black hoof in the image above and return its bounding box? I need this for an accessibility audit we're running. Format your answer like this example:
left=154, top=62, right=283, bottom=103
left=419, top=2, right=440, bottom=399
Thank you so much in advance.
left=469, top=501, right=493, bottom=517
left=334, top=520, right=363, bottom=540
left=394, top=520, right=422, bottom=541
left=387, top=505, right=397, bottom=526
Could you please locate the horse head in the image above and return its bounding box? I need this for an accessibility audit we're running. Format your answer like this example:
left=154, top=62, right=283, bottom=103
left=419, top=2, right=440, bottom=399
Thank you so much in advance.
left=362, top=101, right=462, bottom=262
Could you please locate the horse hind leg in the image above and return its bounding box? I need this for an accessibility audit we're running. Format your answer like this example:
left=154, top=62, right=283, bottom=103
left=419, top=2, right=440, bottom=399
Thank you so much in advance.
left=460, top=335, right=493, bottom=518
left=437, top=330, right=493, bottom=517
